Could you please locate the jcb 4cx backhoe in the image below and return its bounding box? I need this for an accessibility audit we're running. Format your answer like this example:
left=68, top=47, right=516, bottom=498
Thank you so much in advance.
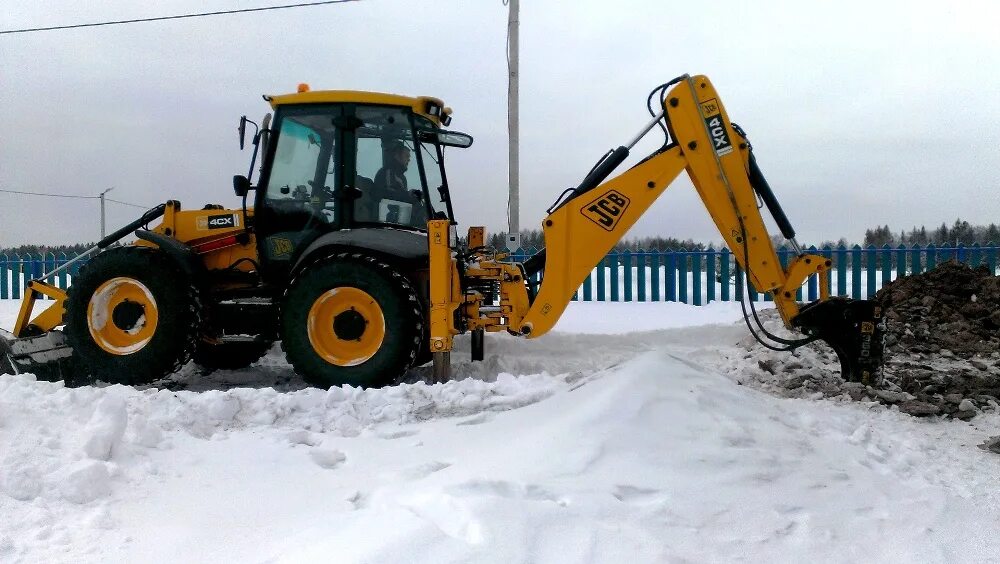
left=1, top=74, right=885, bottom=388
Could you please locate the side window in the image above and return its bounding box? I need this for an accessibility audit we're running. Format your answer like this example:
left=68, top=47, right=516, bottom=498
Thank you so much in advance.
left=264, top=112, right=338, bottom=223
left=266, top=119, right=322, bottom=201
left=354, top=106, right=425, bottom=227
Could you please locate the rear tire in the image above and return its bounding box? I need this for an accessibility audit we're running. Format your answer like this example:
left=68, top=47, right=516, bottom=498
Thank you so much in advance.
left=281, top=254, right=422, bottom=388
left=192, top=340, right=273, bottom=371
left=65, top=247, right=201, bottom=385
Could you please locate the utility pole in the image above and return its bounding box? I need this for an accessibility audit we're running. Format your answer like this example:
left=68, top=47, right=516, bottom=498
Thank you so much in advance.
left=99, top=187, right=114, bottom=238
left=506, top=0, right=520, bottom=252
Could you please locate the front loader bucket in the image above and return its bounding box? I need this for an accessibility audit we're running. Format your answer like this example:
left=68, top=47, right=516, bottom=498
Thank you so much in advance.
left=0, top=328, right=80, bottom=384
left=791, top=297, right=886, bottom=385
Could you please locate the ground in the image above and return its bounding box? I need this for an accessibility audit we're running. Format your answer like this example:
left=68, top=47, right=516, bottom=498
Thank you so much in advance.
left=1, top=299, right=999, bottom=563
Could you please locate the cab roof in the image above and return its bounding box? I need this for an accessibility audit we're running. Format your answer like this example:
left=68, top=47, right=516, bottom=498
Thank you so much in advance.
left=265, top=87, right=450, bottom=125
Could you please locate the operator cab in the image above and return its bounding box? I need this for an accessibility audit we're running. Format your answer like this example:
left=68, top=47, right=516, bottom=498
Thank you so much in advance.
left=239, top=86, right=472, bottom=283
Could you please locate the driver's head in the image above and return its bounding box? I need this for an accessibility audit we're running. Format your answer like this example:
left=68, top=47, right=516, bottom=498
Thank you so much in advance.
left=385, top=141, right=410, bottom=170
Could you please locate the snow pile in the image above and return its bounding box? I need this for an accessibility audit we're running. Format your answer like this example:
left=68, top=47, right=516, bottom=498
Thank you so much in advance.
left=0, top=371, right=567, bottom=562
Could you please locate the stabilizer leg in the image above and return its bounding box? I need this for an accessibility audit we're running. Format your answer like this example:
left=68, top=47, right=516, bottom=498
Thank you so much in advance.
left=432, top=351, right=451, bottom=383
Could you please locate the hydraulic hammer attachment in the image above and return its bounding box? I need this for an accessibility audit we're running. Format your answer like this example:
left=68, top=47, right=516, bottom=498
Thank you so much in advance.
left=791, top=297, right=886, bottom=385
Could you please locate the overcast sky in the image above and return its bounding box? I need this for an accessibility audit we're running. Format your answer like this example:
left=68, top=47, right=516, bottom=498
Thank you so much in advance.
left=2, top=0, right=999, bottom=248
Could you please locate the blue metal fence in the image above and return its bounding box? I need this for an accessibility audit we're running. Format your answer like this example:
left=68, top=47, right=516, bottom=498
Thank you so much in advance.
left=510, top=243, right=1000, bottom=304
left=2, top=244, right=998, bottom=304
left=0, top=253, right=80, bottom=300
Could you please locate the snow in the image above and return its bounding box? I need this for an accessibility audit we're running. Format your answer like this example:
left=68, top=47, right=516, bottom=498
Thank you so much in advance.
left=2, top=298, right=1000, bottom=563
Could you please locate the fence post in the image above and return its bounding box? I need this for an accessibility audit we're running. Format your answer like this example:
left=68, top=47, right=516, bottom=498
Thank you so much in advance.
left=636, top=250, right=646, bottom=302
left=12, top=254, right=22, bottom=300
left=691, top=251, right=705, bottom=305
left=836, top=245, right=847, bottom=296
left=0, top=254, right=7, bottom=300
left=851, top=245, right=862, bottom=299
left=865, top=245, right=877, bottom=298
left=610, top=251, right=621, bottom=302
left=806, top=245, right=818, bottom=301
left=650, top=251, right=661, bottom=301
left=665, top=251, right=677, bottom=302
left=706, top=247, right=716, bottom=303
left=596, top=254, right=607, bottom=301
left=735, top=265, right=744, bottom=301
left=881, top=244, right=892, bottom=290
left=57, top=252, right=69, bottom=290
left=623, top=249, right=633, bottom=302
left=957, top=244, right=965, bottom=263
left=895, top=244, right=907, bottom=278
left=719, top=249, right=730, bottom=301
left=987, top=242, right=998, bottom=274
left=927, top=244, right=936, bottom=271
left=970, top=243, right=981, bottom=268
left=911, top=244, right=923, bottom=275
left=677, top=249, right=689, bottom=304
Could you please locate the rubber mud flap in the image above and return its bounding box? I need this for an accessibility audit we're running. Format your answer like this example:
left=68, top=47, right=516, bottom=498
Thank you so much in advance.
left=792, top=297, right=886, bottom=385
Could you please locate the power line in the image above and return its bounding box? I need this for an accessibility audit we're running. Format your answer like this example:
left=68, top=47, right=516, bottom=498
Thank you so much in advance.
left=0, top=188, right=97, bottom=199
left=0, top=188, right=149, bottom=209
left=106, top=197, right=150, bottom=209
left=0, top=0, right=359, bottom=35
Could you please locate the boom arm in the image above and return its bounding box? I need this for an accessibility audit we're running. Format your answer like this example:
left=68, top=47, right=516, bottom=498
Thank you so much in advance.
left=428, top=74, right=884, bottom=384
left=520, top=75, right=824, bottom=335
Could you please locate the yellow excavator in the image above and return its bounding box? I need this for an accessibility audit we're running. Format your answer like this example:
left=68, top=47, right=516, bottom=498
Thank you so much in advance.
left=0, top=74, right=884, bottom=388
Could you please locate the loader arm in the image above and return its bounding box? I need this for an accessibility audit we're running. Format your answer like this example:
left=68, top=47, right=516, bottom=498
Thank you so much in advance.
left=429, top=74, right=885, bottom=384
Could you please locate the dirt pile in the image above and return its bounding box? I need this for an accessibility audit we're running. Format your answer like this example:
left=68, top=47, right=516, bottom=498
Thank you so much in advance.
left=874, top=260, right=1000, bottom=418
left=720, top=261, right=1000, bottom=420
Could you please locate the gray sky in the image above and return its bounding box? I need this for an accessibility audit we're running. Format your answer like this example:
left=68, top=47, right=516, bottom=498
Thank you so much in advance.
left=2, top=0, right=999, bottom=248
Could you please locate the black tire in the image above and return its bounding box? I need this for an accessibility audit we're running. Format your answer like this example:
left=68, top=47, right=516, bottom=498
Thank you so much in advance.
left=64, top=246, right=202, bottom=385
left=281, top=253, right=422, bottom=388
left=192, top=340, right=273, bottom=371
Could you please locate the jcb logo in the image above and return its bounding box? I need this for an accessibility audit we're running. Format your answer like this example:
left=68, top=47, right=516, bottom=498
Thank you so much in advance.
left=581, top=189, right=630, bottom=231
left=270, top=237, right=294, bottom=257
left=700, top=98, right=733, bottom=156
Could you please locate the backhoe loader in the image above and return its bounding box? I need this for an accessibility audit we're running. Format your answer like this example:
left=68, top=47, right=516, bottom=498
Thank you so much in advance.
left=1, top=74, right=885, bottom=388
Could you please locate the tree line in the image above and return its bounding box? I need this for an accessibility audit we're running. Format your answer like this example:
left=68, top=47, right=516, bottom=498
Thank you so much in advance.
left=0, top=243, right=94, bottom=257
left=490, top=218, right=1000, bottom=253
left=4, top=218, right=997, bottom=256
left=864, top=219, right=1000, bottom=247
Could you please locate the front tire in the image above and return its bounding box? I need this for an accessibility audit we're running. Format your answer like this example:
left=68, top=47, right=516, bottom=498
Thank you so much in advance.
left=65, top=246, right=201, bottom=385
left=281, top=254, right=422, bottom=388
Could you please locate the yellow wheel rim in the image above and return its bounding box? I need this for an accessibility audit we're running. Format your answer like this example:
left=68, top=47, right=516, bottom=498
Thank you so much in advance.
left=307, top=287, right=385, bottom=367
left=87, top=277, right=159, bottom=355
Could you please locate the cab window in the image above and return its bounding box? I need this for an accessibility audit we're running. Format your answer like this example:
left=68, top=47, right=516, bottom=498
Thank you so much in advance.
left=354, top=106, right=426, bottom=228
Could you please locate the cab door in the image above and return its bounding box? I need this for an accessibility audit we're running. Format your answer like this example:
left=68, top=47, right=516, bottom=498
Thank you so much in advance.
left=254, top=104, right=345, bottom=284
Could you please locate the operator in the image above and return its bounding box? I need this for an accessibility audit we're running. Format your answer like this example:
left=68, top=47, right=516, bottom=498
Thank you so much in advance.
left=372, top=140, right=426, bottom=225
left=374, top=141, right=411, bottom=196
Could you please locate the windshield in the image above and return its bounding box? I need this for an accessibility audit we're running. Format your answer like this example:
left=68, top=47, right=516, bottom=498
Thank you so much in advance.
left=413, top=116, right=453, bottom=221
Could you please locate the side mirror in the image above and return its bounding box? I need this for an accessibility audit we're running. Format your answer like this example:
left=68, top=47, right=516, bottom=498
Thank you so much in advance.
left=233, top=175, right=252, bottom=197
left=238, top=116, right=248, bottom=150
